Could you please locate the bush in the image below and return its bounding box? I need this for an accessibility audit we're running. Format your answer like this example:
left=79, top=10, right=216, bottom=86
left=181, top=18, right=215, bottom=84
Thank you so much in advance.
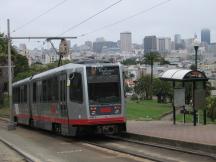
left=206, top=97, right=216, bottom=121
left=131, top=94, right=138, bottom=101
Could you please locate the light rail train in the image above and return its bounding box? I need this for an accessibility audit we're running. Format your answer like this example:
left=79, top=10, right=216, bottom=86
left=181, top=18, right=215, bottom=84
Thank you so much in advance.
left=12, top=62, right=126, bottom=136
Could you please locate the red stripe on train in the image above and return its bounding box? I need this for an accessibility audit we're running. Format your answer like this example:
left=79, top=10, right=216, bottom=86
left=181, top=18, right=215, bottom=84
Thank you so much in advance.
left=16, top=114, right=125, bottom=125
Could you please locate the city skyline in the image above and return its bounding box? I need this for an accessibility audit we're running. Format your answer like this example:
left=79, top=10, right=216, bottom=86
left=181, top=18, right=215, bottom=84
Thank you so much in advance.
left=0, top=0, right=216, bottom=48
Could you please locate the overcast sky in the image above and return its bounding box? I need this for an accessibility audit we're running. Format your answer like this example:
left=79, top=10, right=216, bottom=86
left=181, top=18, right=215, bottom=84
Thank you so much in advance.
left=0, top=0, right=216, bottom=49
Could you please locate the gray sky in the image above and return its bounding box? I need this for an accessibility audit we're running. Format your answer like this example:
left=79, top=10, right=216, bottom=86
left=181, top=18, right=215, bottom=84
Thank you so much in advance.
left=0, top=0, right=216, bottom=48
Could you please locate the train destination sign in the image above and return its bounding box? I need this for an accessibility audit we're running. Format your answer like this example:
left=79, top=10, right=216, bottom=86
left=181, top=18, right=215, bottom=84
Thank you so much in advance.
left=87, top=66, right=120, bottom=83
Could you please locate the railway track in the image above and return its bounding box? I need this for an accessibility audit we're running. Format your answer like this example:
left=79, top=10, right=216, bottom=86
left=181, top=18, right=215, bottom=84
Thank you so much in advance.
left=1, top=118, right=216, bottom=162
left=82, top=135, right=216, bottom=162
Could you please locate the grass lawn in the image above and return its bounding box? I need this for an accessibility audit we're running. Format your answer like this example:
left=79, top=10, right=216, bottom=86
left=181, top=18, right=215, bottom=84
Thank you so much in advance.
left=176, top=110, right=216, bottom=124
left=126, top=99, right=172, bottom=121
left=0, top=95, right=9, bottom=118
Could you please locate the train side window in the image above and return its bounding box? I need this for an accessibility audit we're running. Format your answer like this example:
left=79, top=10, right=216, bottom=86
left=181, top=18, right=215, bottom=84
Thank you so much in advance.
left=17, top=87, right=20, bottom=103
left=38, top=81, right=42, bottom=102
left=33, top=82, right=37, bottom=103
left=13, top=87, right=21, bottom=103
left=42, top=80, right=47, bottom=102
left=24, top=85, right=27, bottom=103
left=70, top=73, right=83, bottom=103
left=47, top=78, right=52, bottom=101
left=13, top=87, right=17, bottom=103
left=20, top=86, right=23, bottom=103
left=52, top=77, right=58, bottom=101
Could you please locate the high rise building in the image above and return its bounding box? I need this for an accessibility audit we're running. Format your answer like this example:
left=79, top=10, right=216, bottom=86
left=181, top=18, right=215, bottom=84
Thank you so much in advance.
left=120, top=32, right=132, bottom=53
left=158, top=37, right=171, bottom=53
left=96, top=37, right=105, bottom=42
left=174, top=34, right=181, bottom=44
left=201, top=28, right=210, bottom=44
left=85, top=41, right=93, bottom=50
left=174, top=34, right=184, bottom=50
left=93, top=41, right=118, bottom=53
left=144, top=36, right=157, bottom=54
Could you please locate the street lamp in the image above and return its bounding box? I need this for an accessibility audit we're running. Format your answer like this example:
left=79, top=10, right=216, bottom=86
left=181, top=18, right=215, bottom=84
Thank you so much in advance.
left=192, top=38, right=200, bottom=126
left=193, top=38, right=200, bottom=70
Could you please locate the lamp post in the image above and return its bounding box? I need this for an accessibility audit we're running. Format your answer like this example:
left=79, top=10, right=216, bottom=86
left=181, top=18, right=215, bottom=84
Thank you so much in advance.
left=192, top=39, right=199, bottom=126
left=194, top=39, right=199, bottom=70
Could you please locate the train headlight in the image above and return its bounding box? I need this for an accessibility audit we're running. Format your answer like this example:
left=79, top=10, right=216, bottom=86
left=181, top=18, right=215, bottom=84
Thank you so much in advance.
left=90, top=107, right=97, bottom=116
left=114, top=105, right=121, bottom=114
left=114, top=109, right=120, bottom=114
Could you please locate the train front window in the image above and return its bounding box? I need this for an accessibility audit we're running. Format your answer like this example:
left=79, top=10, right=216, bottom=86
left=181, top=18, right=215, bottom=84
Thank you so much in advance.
left=88, top=82, right=121, bottom=105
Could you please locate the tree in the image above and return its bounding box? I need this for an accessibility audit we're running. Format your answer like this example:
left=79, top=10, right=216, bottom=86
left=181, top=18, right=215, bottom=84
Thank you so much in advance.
left=0, top=33, right=29, bottom=77
left=0, top=33, right=29, bottom=106
left=159, top=57, right=170, bottom=65
left=134, top=75, right=152, bottom=100
left=13, top=60, right=72, bottom=81
left=190, top=64, right=196, bottom=70
left=143, top=52, right=161, bottom=99
left=206, top=97, right=216, bottom=121
left=153, top=78, right=172, bottom=103
left=121, top=58, right=137, bottom=65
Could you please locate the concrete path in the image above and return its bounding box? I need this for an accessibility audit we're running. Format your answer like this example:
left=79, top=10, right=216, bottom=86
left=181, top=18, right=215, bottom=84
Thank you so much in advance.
left=0, top=140, right=25, bottom=162
left=127, top=120, right=216, bottom=146
left=0, top=120, right=149, bottom=162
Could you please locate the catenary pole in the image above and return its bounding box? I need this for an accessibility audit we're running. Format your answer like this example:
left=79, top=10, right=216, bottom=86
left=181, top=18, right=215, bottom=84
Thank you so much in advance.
left=7, top=19, right=15, bottom=130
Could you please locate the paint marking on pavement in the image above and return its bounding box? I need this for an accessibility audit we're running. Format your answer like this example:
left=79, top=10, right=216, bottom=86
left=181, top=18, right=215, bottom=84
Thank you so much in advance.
left=60, top=142, right=71, bottom=145
left=57, top=149, right=82, bottom=154
left=81, top=143, right=153, bottom=162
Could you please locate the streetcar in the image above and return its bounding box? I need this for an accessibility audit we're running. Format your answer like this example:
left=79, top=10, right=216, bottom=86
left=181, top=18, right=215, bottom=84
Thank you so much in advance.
left=12, top=62, right=126, bottom=136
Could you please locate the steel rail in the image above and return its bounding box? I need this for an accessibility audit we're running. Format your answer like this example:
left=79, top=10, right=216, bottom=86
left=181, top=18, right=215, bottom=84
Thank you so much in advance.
left=108, top=134, right=216, bottom=160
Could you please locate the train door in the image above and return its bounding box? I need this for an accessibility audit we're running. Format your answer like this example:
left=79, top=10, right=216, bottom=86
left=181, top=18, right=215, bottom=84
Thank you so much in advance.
left=68, top=71, right=84, bottom=120
left=59, top=74, right=68, bottom=122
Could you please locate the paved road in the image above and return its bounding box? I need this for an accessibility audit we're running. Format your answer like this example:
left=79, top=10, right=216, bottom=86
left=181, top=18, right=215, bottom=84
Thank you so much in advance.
left=0, top=120, right=150, bottom=162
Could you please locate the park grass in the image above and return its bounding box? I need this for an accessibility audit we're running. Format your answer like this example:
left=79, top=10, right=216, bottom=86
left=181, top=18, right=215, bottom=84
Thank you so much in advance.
left=0, top=95, right=9, bottom=118
left=176, top=110, right=216, bottom=124
left=126, top=99, right=172, bottom=121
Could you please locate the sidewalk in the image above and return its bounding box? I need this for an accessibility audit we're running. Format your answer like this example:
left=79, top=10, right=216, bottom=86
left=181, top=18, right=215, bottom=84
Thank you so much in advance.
left=127, top=120, right=216, bottom=146
left=0, top=140, right=25, bottom=162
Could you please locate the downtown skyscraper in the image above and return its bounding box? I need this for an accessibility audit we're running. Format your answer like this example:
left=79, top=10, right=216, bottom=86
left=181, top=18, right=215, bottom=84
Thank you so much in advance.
left=201, top=28, right=211, bottom=44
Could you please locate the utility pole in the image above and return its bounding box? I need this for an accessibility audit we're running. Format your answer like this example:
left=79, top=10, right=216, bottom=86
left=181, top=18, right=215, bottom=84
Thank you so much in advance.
left=7, top=19, right=15, bottom=130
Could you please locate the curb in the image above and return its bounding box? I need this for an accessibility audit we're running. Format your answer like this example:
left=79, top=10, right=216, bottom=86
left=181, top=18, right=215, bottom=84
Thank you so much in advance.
left=0, top=136, right=41, bottom=162
left=123, top=132, right=216, bottom=155
left=0, top=117, right=9, bottom=122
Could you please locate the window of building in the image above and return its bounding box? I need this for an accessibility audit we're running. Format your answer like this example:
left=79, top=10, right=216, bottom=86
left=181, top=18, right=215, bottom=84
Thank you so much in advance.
left=70, top=73, right=83, bottom=103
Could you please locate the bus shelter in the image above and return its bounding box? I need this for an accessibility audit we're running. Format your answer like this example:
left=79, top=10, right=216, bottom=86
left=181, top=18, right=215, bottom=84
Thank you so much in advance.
left=160, top=69, right=208, bottom=126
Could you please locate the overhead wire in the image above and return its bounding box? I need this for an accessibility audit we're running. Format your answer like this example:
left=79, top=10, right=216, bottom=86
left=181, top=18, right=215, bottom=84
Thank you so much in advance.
left=12, top=0, right=68, bottom=33
left=59, top=0, right=123, bottom=36
left=78, top=0, right=172, bottom=37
